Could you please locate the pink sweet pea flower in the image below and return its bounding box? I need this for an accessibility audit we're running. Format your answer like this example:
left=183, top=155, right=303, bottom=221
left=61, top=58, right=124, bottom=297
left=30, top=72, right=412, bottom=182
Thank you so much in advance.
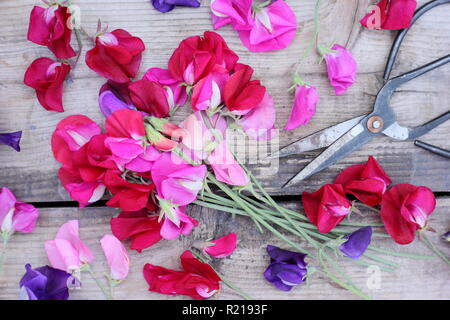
left=238, top=93, right=276, bottom=140
left=0, top=188, right=39, bottom=236
left=285, top=84, right=319, bottom=130
left=45, top=220, right=93, bottom=273
left=143, top=68, right=188, bottom=108
left=208, top=140, right=250, bottom=187
left=160, top=207, right=198, bottom=240
left=360, top=0, right=417, bottom=30
left=203, top=232, right=237, bottom=258
left=211, top=0, right=253, bottom=31
left=100, top=234, right=130, bottom=281
left=191, top=73, right=228, bottom=111
left=237, top=0, right=297, bottom=52
left=321, top=44, right=358, bottom=96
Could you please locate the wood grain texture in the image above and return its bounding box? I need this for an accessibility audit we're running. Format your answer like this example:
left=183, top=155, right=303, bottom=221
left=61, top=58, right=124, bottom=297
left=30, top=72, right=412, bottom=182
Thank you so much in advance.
left=0, top=199, right=449, bottom=300
left=0, top=0, right=449, bottom=201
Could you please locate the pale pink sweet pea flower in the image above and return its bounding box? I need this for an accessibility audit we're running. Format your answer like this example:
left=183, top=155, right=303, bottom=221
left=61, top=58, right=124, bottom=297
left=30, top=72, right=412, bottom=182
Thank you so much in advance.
left=45, top=220, right=93, bottom=273
left=160, top=207, right=198, bottom=240
left=0, top=187, right=39, bottom=236
left=211, top=0, right=253, bottom=30
left=203, top=232, right=237, bottom=258
left=143, top=68, right=188, bottom=109
left=237, top=0, right=297, bottom=52
left=208, top=140, right=250, bottom=187
left=321, top=44, right=358, bottom=96
left=285, top=84, right=319, bottom=130
left=238, top=93, right=276, bottom=140
left=100, top=234, right=130, bottom=281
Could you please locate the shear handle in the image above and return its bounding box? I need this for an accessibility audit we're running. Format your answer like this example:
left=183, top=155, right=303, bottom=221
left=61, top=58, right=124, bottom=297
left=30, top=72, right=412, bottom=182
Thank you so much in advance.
left=384, top=0, right=450, bottom=81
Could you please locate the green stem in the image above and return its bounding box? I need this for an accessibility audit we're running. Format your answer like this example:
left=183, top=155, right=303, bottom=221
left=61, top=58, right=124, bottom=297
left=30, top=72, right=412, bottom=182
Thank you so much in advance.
left=420, top=233, right=450, bottom=266
left=367, top=245, right=434, bottom=259
left=88, top=267, right=112, bottom=300
left=190, top=250, right=253, bottom=300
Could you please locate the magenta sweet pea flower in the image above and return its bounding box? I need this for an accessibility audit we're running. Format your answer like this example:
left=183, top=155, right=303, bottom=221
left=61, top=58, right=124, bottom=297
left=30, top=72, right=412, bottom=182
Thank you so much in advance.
left=211, top=0, right=253, bottom=30
left=238, top=93, right=276, bottom=140
left=238, top=0, right=297, bottom=52
left=45, top=220, right=93, bottom=273
left=0, top=187, right=39, bottom=236
left=100, top=234, right=130, bottom=281
left=0, top=131, right=22, bottom=152
left=19, top=264, right=75, bottom=300
left=320, top=44, right=358, bottom=96
left=152, top=0, right=200, bottom=13
left=203, top=232, right=237, bottom=258
left=285, top=84, right=319, bottom=131
left=263, top=245, right=308, bottom=291
left=339, top=226, right=372, bottom=259
left=191, top=73, right=228, bottom=111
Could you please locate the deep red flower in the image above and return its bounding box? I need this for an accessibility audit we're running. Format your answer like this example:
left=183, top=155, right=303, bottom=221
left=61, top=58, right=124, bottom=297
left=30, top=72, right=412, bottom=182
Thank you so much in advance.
left=86, top=29, right=145, bottom=83
left=128, top=80, right=170, bottom=118
left=143, top=250, right=221, bottom=300
left=360, top=0, right=417, bottom=30
left=302, top=184, right=352, bottom=233
left=334, top=156, right=392, bottom=206
left=168, top=31, right=238, bottom=85
left=27, top=5, right=76, bottom=59
left=381, top=184, right=436, bottom=245
left=110, top=210, right=162, bottom=252
left=224, top=64, right=266, bottom=112
left=24, top=57, right=71, bottom=112
left=104, top=169, right=156, bottom=212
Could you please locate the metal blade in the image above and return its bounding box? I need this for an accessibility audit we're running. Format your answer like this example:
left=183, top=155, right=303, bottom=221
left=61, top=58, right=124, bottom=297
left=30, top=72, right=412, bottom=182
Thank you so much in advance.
left=282, top=122, right=374, bottom=189
left=267, top=116, right=366, bottom=159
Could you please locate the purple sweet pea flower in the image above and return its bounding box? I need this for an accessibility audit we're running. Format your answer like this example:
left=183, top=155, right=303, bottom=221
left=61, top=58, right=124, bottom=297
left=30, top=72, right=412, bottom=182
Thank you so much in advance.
left=339, top=226, right=372, bottom=259
left=442, top=231, right=450, bottom=242
left=19, top=264, right=76, bottom=300
left=152, top=0, right=200, bottom=13
left=263, top=245, right=308, bottom=291
left=0, top=131, right=22, bottom=152
left=98, top=82, right=137, bottom=118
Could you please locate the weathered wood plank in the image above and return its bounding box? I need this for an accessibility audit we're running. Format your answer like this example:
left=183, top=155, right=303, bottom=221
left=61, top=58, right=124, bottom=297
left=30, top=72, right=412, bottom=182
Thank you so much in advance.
left=0, top=198, right=449, bottom=300
left=0, top=0, right=449, bottom=201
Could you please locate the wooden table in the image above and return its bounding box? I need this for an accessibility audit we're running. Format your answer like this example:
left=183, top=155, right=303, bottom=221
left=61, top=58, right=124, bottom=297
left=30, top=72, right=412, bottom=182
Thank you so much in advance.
left=0, top=0, right=449, bottom=300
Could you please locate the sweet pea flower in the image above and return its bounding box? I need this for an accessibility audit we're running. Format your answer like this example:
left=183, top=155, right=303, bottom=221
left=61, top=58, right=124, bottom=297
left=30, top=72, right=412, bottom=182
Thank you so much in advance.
left=0, top=131, right=22, bottom=152
left=238, top=92, right=276, bottom=140
left=335, top=156, right=392, bottom=206
left=160, top=207, right=198, bottom=240
left=284, top=83, right=319, bottom=130
left=442, top=231, right=450, bottom=242
left=210, top=0, right=253, bottom=30
left=0, top=187, right=39, bottom=237
left=110, top=210, right=163, bottom=252
left=381, top=184, right=436, bottom=245
left=143, top=68, right=188, bottom=109
left=24, top=57, right=71, bottom=112
left=100, top=235, right=130, bottom=281
left=202, top=232, right=237, bottom=258
left=168, top=31, right=239, bottom=85
left=263, top=245, right=308, bottom=291
left=208, top=140, right=250, bottom=187
left=152, top=0, right=200, bottom=13
left=19, top=264, right=75, bottom=300
left=191, top=73, right=228, bottom=111
left=143, top=250, right=221, bottom=300
left=302, top=184, right=352, bottom=233
left=129, top=80, right=171, bottom=118
left=237, top=0, right=297, bottom=52
left=360, top=0, right=417, bottom=30
left=86, top=29, right=145, bottom=83
left=145, top=116, right=185, bottom=152
left=27, top=4, right=76, bottom=59
left=98, top=81, right=136, bottom=118
left=320, top=44, right=357, bottom=96
left=339, top=226, right=372, bottom=259
left=45, top=220, right=94, bottom=273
